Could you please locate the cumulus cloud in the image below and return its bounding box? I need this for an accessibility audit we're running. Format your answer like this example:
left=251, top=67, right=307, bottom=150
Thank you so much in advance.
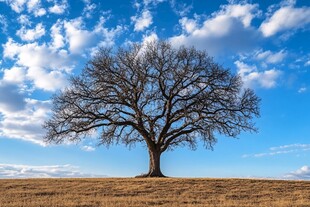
left=0, top=14, right=124, bottom=144
left=63, top=17, right=122, bottom=54
left=235, top=60, right=281, bottom=88
left=179, top=17, right=197, bottom=33
left=1, top=0, right=75, bottom=16
left=3, top=38, right=72, bottom=91
left=50, top=20, right=65, bottom=49
left=16, top=23, right=46, bottom=42
left=131, top=9, right=153, bottom=32
left=48, top=0, right=68, bottom=14
left=0, top=98, right=51, bottom=145
left=260, top=4, right=310, bottom=37
left=284, top=166, right=310, bottom=180
left=0, top=0, right=46, bottom=16
left=2, top=66, right=26, bottom=83
left=0, top=163, right=102, bottom=178
left=63, top=18, right=95, bottom=54
left=170, top=3, right=261, bottom=56
left=243, top=144, right=310, bottom=158
left=26, top=0, right=46, bottom=16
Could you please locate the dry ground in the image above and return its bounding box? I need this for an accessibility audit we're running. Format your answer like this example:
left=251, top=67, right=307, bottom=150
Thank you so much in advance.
left=0, top=178, right=309, bottom=207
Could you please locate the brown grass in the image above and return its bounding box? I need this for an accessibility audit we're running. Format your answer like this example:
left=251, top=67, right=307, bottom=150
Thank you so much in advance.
left=0, top=178, right=309, bottom=207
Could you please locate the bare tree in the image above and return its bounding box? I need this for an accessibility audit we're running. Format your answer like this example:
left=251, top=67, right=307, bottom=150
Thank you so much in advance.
left=44, top=41, right=260, bottom=177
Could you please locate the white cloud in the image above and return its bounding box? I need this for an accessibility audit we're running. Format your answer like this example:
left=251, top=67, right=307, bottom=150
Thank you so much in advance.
left=255, top=50, right=287, bottom=64
left=50, top=20, right=65, bottom=49
left=0, top=163, right=101, bottom=178
left=34, top=8, right=46, bottom=16
left=143, top=0, right=165, bottom=7
left=27, top=0, right=40, bottom=11
left=284, top=166, right=310, bottom=180
left=243, top=143, right=310, bottom=158
left=218, top=3, right=261, bottom=27
left=0, top=98, right=51, bottom=145
left=139, top=32, right=159, bottom=54
left=246, top=150, right=296, bottom=158
left=3, top=15, right=122, bottom=91
left=269, top=144, right=310, bottom=151
left=63, top=18, right=95, bottom=54
left=235, top=60, right=281, bottom=88
left=142, top=32, right=158, bottom=44
left=3, top=38, right=72, bottom=91
left=17, top=14, right=32, bottom=26
left=26, top=0, right=46, bottom=17
left=131, top=9, right=153, bottom=32
left=81, top=145, right=96, bottom=152
left=16, top=23, right=46, bottom=42
left=305, top=60, right=310, bottom=67
left=48, top=0, right=68, bottom=14
left=179, top=17, right=197, bottom=33
left=260, top=5, right=310, bottom=37
left=4, top=0, right=27, bottom=13
left=27, top=67, right=68, bottom=91
left=170, top=3, right=260, bottom=56
left=2, top=66, right=26, bottom=83
left=64, top=17, right=122, bottom=54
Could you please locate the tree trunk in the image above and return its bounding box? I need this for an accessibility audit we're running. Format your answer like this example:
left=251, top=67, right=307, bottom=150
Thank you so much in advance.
left=136, top=148, right=165, bottom=177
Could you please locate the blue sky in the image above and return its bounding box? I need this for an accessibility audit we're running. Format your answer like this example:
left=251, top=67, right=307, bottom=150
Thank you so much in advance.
left=0, top=0, right=309, bottom=179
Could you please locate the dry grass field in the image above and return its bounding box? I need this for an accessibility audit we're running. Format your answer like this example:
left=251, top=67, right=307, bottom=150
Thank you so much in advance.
left=0, top=178, right=310, bottom=207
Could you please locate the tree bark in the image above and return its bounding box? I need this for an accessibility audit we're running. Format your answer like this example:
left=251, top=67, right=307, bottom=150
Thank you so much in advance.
left=136, top=148, right=165, bottom=177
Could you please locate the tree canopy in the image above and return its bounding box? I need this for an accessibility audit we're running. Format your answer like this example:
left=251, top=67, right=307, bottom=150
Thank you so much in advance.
left=44, top=41, right=260, bottom=177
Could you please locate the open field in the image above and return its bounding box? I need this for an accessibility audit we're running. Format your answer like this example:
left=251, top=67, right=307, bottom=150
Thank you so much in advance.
left=0, top=178, right=310, bottom=207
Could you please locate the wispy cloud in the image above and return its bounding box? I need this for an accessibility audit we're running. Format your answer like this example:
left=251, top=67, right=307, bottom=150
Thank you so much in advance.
left=82, top=0, right=97, bottom=18
left=81, top=145, right=96, bottom=152
left=255, top=49, right=287, bottom=64
left=0, top=14, right=8, bottom=33
left=270, top=144, right=310, bottom=151
left=169, top=0, right=193, bottom=16
left=243, top=143, right=310, bottom=158
left=298, top=87, right=307, bottom=93
left=0, top=163, right=104, bottom=178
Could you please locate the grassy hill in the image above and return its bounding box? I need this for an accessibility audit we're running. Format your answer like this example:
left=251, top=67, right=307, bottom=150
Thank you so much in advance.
left=0, top=178, right=309, bottom=207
